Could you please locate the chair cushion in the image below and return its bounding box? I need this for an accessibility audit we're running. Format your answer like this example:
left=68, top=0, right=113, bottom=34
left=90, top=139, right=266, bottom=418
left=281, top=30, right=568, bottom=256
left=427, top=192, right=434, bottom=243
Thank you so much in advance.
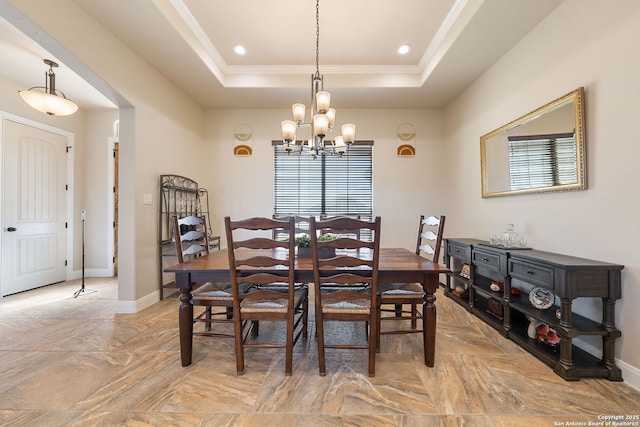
left=192, top=282, right=253, bottom=300
left=320, top=286, right=371, bottom=314
left=241, top=289, right=307, bottom=313
left=322, top=298, right=371, bottom=314
left=379, top=282, right=424, bottom=297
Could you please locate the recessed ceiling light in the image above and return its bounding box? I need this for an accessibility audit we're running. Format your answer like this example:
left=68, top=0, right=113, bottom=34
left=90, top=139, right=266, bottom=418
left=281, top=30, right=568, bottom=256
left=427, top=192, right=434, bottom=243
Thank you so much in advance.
left=397, top=44, right=411, bottom=55
left=234, top=45, right=246, bottom=55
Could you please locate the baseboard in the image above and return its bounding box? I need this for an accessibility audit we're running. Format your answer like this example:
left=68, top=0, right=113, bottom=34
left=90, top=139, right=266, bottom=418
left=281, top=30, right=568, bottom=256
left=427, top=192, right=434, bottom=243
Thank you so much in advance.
left=69, top=268, right=112, bottom=280
left=84, top=268, right=113, bottom=277
left=617, top=358, right=640, bottom=391
left=115, top=289, right=159, bottom=314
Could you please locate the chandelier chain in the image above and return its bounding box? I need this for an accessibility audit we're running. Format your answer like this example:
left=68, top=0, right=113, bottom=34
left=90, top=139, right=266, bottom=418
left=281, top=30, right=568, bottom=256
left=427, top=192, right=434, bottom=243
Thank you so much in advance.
left=315, top=0, right=320, bottom=77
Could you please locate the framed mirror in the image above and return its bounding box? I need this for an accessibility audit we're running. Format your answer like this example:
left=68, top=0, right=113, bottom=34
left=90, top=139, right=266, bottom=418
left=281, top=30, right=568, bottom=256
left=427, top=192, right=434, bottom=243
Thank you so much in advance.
left=480, top=87, right=586, bottom=198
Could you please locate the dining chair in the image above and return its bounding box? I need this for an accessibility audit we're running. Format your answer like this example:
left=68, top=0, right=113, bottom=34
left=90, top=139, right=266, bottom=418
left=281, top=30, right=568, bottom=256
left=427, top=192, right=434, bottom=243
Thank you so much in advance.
left=173, top=215, right=252, bottom=338
left=272, top=215, right=312, bottom=290
left=319, top=214, right=361, bottom=239
left=310, top=215, right=381, bottom=377
left=224, top=216, right=309, bottom=375
left=376, top=214, right=445, bottom=351
left=272, top=214, right=311, bottom=241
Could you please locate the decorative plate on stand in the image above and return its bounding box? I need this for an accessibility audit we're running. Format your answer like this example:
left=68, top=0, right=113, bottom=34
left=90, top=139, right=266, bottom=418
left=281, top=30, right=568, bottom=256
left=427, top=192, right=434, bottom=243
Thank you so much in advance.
left=529, top=287, right=555, bottom=310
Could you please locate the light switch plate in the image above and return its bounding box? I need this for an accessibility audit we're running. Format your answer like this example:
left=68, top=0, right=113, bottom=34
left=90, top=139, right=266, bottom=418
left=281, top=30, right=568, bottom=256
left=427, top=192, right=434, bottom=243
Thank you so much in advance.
left=143, top=193, right=152, bottom=205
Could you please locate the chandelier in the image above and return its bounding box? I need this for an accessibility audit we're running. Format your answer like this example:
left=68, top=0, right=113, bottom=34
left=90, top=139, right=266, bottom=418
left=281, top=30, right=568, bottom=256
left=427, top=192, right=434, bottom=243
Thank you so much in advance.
left=19, top=59, right=78, bottom=116
left=280, top=0, right=356, bottom=158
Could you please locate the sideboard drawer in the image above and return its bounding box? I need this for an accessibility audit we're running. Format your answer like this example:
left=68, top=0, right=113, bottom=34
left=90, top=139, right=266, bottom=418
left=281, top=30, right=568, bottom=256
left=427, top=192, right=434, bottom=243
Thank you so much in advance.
left=447, top=242, right=470, bottom=262
left=472, top=249, right=502, bottom=272
left=510, top=259, right=555, bottom=289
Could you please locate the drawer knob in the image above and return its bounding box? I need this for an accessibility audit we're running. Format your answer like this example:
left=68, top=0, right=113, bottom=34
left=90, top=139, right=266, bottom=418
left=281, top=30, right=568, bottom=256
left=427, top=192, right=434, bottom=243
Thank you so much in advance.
left=482, top=257, right=489, bottom=261
left=527, top=270, right=535, bottom=275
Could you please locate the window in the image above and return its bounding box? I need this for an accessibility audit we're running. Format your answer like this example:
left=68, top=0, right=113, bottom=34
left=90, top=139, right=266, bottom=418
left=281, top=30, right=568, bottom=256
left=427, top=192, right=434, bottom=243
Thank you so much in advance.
left=273, top=142, right=373, bottom=218
left=508, top=133, right=577, bottom=190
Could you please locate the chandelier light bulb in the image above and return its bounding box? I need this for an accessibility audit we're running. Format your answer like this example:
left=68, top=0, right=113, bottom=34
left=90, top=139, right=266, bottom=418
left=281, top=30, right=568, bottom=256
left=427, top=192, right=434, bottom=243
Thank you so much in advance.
left=315, top=91, right=331, bottom=113
left=313, top=114, right=329, bottom=137
left=342, top=123, right=356, bottom=144
left=326, top=108, right=336, bottom=129
left=281, top=120, right=297, bottom=142
left=292, top=103, right=306, bottom=123
left=335, top=136, right=346, bottom=154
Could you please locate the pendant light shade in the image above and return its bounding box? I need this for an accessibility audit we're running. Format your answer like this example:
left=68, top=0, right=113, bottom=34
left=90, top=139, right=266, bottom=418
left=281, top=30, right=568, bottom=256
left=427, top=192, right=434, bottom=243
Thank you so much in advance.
left=19, top=59, right=78, bottom=116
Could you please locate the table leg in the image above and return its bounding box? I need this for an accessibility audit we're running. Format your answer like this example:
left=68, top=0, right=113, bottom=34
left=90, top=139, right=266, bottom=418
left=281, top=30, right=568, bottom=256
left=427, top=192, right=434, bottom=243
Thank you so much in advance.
left=423, top=274, right=438, bottom=367
left=176, top=273, right=193, bottom=367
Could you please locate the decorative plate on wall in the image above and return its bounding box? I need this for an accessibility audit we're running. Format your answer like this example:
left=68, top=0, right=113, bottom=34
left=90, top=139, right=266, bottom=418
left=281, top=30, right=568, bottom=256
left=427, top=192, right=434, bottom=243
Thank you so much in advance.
left=396, top=123, right=416, bottom=157
left=233, top=124, right=253, bottom=156
left=233, top=144, right=253, bottom=156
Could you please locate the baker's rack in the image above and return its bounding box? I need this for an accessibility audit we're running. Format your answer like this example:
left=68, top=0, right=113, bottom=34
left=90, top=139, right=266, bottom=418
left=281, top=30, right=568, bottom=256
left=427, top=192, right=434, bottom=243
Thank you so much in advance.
left=158, top=174, right=220, bottom=299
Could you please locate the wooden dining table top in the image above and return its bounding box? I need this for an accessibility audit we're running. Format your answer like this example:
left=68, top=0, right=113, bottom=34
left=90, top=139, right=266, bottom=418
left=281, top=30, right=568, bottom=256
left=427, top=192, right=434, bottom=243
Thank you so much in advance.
left=165, top=247, right=450, bottom=279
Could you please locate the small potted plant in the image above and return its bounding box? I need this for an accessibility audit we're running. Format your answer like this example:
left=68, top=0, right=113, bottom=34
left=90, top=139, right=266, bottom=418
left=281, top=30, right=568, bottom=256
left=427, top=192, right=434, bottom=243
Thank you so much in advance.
left=295, top=234, right=337, bottom=258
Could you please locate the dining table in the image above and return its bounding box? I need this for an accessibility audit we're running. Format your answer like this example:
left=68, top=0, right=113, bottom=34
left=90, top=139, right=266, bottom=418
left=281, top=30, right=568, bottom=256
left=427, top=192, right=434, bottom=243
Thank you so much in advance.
left=164, top=247, right=450, bottom=368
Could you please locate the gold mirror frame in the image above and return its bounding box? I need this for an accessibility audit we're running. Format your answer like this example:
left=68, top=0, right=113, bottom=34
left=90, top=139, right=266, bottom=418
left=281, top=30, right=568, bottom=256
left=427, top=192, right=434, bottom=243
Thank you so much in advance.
left=480, top=87, right=586, bottom=198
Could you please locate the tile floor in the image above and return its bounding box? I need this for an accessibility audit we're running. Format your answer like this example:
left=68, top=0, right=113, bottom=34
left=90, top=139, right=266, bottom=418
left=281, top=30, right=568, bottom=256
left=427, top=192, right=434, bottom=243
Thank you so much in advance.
left=0, top=277, right=638, bottom=426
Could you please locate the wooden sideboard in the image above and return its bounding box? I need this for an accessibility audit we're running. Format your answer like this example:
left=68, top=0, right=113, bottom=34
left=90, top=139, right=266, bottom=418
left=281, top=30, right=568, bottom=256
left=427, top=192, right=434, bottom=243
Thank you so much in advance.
left=444, top=238, right=623, bottom=381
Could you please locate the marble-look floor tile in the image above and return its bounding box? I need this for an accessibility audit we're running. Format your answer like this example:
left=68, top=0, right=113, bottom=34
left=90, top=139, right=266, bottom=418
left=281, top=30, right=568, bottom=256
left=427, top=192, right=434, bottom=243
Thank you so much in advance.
left=1, top=279, right=638, bottom=425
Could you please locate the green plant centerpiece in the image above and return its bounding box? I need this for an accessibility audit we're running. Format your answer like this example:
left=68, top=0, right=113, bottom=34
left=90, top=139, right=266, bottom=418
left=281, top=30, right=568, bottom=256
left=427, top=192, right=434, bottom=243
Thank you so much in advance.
left=295, top=233, right=337, bottom=258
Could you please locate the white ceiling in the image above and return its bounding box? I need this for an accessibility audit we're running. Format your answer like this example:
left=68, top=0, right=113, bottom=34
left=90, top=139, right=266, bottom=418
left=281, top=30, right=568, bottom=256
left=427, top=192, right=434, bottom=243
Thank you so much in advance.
left=0, top=0, right=563, bottom=111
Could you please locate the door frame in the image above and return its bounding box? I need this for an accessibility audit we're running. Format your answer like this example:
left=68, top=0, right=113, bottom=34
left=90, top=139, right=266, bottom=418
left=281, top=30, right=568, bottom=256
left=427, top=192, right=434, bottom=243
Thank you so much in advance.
left=107, top=136, right=118, bottom=277
left=0, top=111, right=74, bottom=297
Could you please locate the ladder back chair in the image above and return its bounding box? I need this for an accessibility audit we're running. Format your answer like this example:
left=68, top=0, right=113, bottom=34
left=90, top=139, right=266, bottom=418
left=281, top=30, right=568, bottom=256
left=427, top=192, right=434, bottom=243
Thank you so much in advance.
left=319, top=214, right=361, bottom=239
left=173, top=215, right=249, bottom=338
left=272, top=214, right=311, bottom=241
left=310, top=216, right=381, bottom=377
left=225, top=216, right=309, bottom=376
left=376, top=214, right=445, bottom=351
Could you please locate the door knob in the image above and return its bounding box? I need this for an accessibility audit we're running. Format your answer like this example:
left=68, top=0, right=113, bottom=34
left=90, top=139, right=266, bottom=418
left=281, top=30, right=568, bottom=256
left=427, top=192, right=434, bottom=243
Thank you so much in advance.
left=7, top=227, right=17, bottom=232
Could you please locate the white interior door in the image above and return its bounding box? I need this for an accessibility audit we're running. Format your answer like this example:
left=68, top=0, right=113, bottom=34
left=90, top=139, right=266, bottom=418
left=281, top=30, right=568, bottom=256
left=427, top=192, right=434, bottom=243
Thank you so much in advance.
left=2, top=119, right=68, bottom=296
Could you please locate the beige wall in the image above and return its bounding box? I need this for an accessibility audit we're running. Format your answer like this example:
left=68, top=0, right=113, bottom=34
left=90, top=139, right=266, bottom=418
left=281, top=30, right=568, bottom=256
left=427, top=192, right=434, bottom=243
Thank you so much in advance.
left=203, top=108, right=446, bottom=252
left=78, top=110, right=119, bottom=274
left=443, top=0, right=640, bottom=387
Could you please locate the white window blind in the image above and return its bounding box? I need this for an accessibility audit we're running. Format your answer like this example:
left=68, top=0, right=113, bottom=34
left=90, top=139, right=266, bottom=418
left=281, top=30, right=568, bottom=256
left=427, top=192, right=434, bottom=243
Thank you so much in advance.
left=273, top=142, right=373, bottom=218
left=508, top=133, right=577, bottom=190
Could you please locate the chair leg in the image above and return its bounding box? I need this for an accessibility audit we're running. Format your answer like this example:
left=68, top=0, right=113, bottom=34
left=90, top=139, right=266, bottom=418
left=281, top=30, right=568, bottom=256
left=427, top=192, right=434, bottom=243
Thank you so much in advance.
left=302, top=298, right=309, bottom=339
left=316, top=311, right=327, bottom=376
left=411, top=303, right=418, bottom=329
left=205, top=307, right=212, bottom=332
left=233, top=308, right=245, bottom=375
left=368, top=308, right=378, bottom=377
left=285, top=310, right=294, bottom=376
left=376, top=296, right=382, bottom=352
